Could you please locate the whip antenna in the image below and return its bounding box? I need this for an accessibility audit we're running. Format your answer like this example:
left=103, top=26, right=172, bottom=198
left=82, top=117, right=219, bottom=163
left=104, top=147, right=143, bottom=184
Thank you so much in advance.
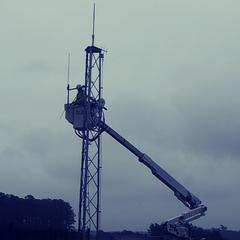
left=67, top=52, right=71, bottom=104
left=60, top=52, right=71, bottom=119
left=67, top=52, right=70, bottom=86
left=92, top=3, right=96, bottom=46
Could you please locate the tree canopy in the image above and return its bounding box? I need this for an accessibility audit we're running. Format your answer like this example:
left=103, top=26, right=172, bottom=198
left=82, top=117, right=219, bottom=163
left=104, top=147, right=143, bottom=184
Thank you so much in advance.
left=0, top=192, right=75, bottom=231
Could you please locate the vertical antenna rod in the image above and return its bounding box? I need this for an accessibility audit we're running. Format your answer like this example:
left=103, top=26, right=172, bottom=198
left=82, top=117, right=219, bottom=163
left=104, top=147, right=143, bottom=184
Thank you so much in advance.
left=92, top=3, right=96, bottom=46
left=67, top=52, right=70, bottom=85
left=67, top=52, right=70, bottom=104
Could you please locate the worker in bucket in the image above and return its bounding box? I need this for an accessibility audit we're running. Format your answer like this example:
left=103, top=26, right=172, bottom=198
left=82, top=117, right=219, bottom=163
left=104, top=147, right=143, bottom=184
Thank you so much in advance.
left=74, top=84, right=86, bottom=104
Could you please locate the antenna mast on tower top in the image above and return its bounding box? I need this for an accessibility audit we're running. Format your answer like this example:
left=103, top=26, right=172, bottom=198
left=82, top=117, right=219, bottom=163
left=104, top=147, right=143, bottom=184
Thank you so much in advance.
left=92, top=3, right=96, bottom=46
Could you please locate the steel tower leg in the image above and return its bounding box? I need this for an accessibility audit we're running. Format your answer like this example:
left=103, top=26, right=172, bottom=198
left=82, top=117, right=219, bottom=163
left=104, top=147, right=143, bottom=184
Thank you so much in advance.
left=78, top=45, right=104, bottom=240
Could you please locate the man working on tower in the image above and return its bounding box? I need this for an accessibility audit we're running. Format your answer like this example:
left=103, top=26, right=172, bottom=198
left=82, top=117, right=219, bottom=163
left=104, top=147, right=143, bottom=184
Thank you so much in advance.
left=74, top=84, right=86, bottom=104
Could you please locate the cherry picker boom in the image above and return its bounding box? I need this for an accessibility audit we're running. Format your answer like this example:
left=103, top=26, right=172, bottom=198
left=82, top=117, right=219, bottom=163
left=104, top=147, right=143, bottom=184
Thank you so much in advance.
left=100, top=121, right=207, bottom=239
left=65, top=89, right=207, bottom=239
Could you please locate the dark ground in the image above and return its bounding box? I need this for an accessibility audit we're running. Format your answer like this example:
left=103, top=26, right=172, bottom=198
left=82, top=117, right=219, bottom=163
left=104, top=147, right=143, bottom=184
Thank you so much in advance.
left=0, top=228, right=239, bottom=240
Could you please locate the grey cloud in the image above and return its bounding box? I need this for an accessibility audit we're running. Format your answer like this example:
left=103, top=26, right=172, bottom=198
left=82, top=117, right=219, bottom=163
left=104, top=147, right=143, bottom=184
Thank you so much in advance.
left=1, top=0, right=240, bottom=232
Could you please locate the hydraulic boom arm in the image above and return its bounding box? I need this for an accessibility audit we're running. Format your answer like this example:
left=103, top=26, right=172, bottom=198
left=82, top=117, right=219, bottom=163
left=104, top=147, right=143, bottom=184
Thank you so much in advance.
left=100, top=121, right=207, bottom=239
left=65, top=95, right=207, bottom=239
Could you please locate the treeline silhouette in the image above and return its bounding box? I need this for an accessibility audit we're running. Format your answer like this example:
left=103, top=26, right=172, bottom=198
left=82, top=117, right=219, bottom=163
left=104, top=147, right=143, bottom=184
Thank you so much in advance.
left=0, top=192, right=76, bottom=240
left=1, top=192, right=238, bottom=240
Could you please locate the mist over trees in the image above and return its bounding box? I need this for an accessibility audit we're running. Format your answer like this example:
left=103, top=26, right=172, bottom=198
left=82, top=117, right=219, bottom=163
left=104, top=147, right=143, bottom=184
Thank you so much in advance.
left=0, top=192, right=75, bottom=231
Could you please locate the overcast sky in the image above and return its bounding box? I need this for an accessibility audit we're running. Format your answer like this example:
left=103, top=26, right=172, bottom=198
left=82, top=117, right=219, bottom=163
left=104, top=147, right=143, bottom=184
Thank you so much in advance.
left=1, top=0, right=240, bottom=232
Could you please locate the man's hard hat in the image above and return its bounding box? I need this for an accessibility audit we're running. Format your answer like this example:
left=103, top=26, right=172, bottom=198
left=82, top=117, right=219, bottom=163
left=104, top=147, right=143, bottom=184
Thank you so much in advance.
left=76, top=84, right=82, bottom=90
